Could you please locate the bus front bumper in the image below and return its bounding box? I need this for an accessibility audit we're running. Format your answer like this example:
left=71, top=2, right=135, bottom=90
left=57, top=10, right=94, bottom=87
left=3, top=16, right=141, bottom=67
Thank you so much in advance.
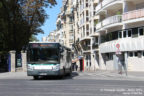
left=27, top=69, right=63, bottom=76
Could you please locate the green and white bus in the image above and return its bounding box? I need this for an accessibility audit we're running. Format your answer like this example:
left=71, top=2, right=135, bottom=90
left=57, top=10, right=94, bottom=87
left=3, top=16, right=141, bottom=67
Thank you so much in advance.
left=27, top=42, right=72, bottom=79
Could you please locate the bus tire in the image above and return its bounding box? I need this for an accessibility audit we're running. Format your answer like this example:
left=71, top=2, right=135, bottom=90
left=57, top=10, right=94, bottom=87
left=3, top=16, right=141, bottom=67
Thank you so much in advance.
left=67, top=68, right=72, bottom=76
left=33, top=76, right=39, bottom=80
left=63, top=68, right=65, bottom=76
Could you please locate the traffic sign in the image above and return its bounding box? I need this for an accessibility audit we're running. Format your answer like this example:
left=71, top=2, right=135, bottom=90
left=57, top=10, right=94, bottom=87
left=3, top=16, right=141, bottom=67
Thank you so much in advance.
left=116, top=43, right=120, bottom=49
left=116, top=43, right=121, bottom=54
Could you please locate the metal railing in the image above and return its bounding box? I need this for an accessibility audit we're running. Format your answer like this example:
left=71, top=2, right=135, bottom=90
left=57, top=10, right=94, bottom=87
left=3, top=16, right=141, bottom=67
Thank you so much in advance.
left=102, top=15, right=122, bottom=26
left=95, top=0, right=121, bottom=13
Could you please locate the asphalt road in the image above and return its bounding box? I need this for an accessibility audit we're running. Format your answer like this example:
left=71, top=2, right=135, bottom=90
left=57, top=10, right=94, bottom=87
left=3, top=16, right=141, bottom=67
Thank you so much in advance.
left=0, top=72, right=144, bottom=96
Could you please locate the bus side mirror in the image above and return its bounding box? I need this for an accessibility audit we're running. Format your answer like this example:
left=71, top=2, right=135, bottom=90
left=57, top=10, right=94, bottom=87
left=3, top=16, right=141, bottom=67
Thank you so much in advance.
left=60, top=47, right=64, bottom=53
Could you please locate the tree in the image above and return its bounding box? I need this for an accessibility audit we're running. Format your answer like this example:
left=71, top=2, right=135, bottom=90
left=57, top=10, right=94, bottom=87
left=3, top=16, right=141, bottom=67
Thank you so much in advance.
left=30, top=35, right=39, bottom=42
left=0, top=0, right=57, bottom=53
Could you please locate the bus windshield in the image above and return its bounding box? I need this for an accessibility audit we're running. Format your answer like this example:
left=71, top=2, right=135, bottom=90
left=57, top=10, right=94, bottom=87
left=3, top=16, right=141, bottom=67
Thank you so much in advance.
left=28, top=48, right=59, bottom=64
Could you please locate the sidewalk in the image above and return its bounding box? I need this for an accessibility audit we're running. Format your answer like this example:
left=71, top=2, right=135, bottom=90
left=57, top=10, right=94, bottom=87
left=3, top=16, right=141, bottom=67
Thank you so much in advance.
left=0, top=70, right=144, bottom=80
left=78, top=70, right=144, bottom=80
left=126, top=71, right=144, bottom=79
left=0, top=72, right=29, bottom=79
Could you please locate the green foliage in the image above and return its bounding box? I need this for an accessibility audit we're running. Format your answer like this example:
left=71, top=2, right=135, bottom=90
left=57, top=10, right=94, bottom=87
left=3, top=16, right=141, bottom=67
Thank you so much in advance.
left=30, top=35, right=39, bottom=42
left=94, top=20, right=98, bottom=26
left=116, top=11, right=121, bottom=15
left=0, top=2, right=2, bottom=8
left=0, top=0, right=57, bottom=54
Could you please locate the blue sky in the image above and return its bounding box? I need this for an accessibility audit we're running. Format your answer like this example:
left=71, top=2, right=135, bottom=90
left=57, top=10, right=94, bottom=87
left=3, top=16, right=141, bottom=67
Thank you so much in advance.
left=37, top=0, right=62, bottom=41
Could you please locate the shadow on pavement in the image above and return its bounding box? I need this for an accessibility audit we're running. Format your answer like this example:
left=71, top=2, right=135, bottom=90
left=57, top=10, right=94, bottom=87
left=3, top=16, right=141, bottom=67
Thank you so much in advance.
left=63, top=72, right=79, bottom=80
left=31, top=72, right=79, bottom=81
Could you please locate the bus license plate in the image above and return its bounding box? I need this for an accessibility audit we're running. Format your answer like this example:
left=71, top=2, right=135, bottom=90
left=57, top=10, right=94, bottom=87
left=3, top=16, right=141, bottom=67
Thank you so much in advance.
left=40, top=73, right=47, bottom=75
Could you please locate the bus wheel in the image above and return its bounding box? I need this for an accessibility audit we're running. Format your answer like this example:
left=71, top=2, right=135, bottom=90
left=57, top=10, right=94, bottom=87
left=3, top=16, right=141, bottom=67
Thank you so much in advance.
left=63, top=68, right=66, bottom=76
left=67, top=68, right=72, bottom=76
left=33, top=76, right=39, bottom=80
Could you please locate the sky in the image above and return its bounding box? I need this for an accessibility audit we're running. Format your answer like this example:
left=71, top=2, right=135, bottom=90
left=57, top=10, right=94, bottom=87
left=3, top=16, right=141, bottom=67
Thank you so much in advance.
left=37, top=0, right=62, bottom=41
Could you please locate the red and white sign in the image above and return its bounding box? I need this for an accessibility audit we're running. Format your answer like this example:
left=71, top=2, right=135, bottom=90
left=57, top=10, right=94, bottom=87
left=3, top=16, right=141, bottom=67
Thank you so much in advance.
left=116, top=43, right=120, bottom=49
left=116, top=43, right=121, bottom=54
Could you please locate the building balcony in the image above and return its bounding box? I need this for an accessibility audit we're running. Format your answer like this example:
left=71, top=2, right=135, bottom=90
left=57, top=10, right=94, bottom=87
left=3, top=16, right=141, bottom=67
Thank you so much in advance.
left=80, top=35, right=85, bottom=41
left=96, top=22, right=102, bottom=30
left=93, top=0, right=99, bottom=4
left=83, top=46, right=91, bottom=51
left=95, top=15, right=122, bottom=32
left=102, top=0, right=120, bottom=7
left=99, top=37, right=144, bottom=53
left=95, top=2, right=102, bottom=12
left=80, top=36, right=91, bottom=42
left=69, top=39, right=74, bottom=43
left=102, top=15, right=122, bottom=27
left=95, top=0, right=122, bottom=14
left=89, top=27, right=99, bottom=37
left=123, top=8, right=144, bottom=23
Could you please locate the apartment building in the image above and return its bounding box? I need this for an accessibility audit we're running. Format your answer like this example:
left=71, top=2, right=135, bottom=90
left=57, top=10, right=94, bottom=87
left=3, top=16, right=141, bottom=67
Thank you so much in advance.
left=42, top=0, right=75, bottom=48
left=57, top=0, right=75, bottom=48
left=42, top=30, right=56, bottom=42
left=95, top=0, right=144, bottom=72
left=46, top=0, right=144, bottom=72
left=71, top=0, right=100, bottom=71
left=72, top=0, right=144, bottom=72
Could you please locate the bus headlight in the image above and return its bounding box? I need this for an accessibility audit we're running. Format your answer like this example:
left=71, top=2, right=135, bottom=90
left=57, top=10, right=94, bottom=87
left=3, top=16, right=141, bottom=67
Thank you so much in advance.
left=53, top=65, right=60, bottom=71
left=28, top=65, right=34, bottom=71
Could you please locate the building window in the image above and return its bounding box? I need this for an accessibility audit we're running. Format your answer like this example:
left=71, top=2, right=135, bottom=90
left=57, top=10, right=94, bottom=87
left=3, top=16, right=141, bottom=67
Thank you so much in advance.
left=105, top=53, right=113, bottom=61
left=86, top=55, right=88, bottom=60
left=128, top=30, right=132, bottom=37
left=138, top=51, right=141, bottom=58
left=110, top=53, right=113, bottom=60
left=142, top=51, right=144, bottom=56
left=134, top=52, right=138, bottom=57
left=118, top=31, right=122, bottom=38
left=112, top=31, right=118, bottom=40
left=101, top=35, right=105, bottom=43
left=132, top=28, right=138, bottom=38
left=129, top=52, right=133, bottom=57
left=139, top=27, right=144, bottom=36
left=100, top=26, right=144, bottom=44
left=90, top=62, right=91, bottom=66
left=123, top=30, right=127, bottom=38
left=86, top=3, right=88, bottom=7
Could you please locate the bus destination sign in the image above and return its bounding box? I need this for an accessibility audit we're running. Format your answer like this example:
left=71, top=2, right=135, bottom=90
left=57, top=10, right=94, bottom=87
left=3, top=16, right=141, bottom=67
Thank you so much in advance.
left=31, top=43, right=57, bottom=48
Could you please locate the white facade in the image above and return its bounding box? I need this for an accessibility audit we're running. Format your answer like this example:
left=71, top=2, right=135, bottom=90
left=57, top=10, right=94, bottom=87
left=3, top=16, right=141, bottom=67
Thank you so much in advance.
left=46, top=0, right=144, bottom=72
left=42, top=30, right=56, bottom=42
left=96, top=0, right=144, bottom=72
left=72, top=0, right=144, bottom=72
